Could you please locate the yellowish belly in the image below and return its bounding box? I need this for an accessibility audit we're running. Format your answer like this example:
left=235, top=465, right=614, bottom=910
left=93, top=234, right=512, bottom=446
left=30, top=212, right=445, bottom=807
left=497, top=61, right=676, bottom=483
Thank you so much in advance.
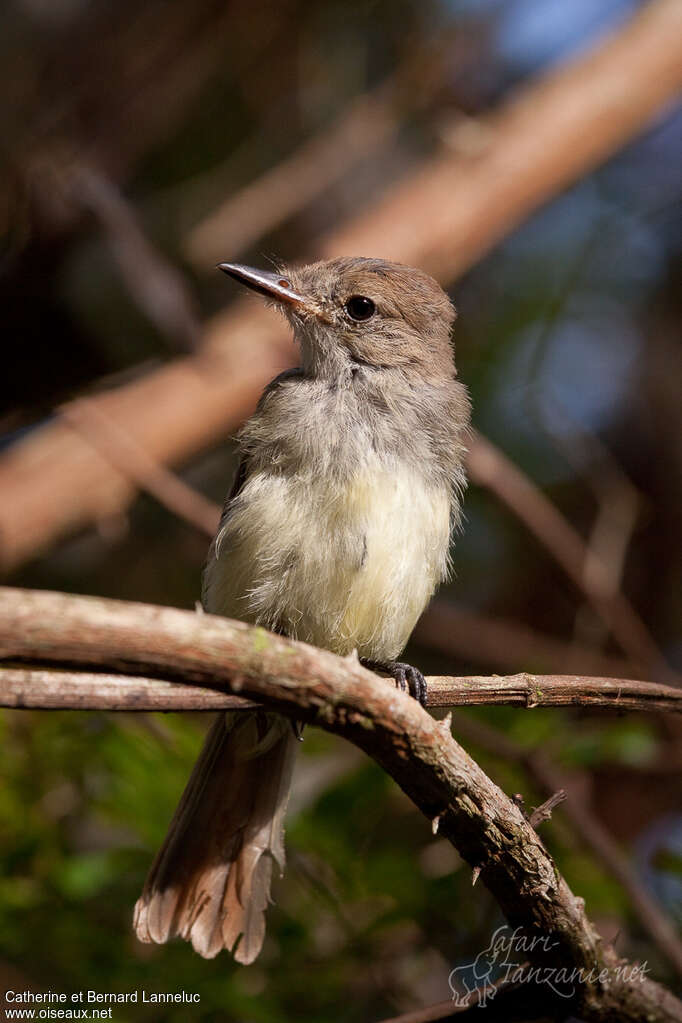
left=203, top=464, right=451, bottom=660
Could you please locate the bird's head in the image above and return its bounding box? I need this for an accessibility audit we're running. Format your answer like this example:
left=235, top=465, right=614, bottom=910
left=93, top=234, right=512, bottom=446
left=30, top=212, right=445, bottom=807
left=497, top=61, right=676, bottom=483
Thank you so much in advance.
left=218, top=257, right=457, bottom=384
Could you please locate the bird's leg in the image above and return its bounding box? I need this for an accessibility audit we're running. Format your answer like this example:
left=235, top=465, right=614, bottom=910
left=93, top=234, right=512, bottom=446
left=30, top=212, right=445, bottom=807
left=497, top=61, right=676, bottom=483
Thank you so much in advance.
left=360, top=659, right=428, bottom=707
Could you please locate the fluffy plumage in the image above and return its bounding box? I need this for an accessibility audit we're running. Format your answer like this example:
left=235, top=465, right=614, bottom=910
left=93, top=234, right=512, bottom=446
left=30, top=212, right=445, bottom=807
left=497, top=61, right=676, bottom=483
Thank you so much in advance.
left=133, top=256, right=470, bottom=963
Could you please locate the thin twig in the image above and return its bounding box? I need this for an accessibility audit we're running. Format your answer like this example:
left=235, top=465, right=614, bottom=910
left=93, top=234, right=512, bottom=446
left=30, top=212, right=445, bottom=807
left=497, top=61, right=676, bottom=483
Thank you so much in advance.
left=519, top=230, right=647, bottom=656
left=72, top=165, right=202, bottom=353
left=60, top=398, right=221, bottom=537
left=541, top=396, right=644, bottom=653
left=578, top=476, right=640, bottom=649
left=2, top=664, right=679, bottom=715
left=529, top=790, right=567, bottom=829
left=0, top=667, right=256, bottom=712
left=466, top=432, right=671, bottom=680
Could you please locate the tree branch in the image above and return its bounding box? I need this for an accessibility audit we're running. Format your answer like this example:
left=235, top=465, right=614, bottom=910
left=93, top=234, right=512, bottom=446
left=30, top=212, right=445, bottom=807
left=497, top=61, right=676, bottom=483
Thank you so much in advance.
left=2, top=663, right=679, bottom=715
left=0, top=586, right=680, bottom=1022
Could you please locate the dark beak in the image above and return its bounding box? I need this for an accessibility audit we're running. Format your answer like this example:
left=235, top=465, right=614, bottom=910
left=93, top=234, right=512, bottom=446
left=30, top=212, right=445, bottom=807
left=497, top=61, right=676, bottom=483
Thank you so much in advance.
left=218, top=262, right=306, bottom=308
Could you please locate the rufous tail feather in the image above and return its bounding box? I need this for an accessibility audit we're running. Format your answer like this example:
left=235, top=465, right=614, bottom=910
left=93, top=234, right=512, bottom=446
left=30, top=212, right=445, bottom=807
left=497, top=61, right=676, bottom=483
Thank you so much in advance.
left=134, top=711, right=296, bottom=964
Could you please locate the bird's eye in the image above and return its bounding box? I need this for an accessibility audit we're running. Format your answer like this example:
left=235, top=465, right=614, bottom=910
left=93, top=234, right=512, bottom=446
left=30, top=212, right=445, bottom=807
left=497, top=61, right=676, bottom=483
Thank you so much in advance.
left=345, top=295, right=376, bottom=321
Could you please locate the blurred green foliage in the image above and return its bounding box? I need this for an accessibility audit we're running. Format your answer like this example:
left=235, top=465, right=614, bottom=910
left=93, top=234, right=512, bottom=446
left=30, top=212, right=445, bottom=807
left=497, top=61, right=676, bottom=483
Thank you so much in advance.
left=1, top=705, right=679, bottom=1018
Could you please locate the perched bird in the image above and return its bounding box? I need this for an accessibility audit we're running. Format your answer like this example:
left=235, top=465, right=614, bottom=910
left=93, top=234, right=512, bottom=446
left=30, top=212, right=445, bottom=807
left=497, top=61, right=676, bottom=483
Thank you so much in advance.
left=133, top=256, right=470, bottom=963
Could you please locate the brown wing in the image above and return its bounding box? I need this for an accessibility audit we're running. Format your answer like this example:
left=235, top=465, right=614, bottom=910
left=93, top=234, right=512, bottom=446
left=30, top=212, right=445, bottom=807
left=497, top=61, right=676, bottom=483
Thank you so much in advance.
left=201, top=366, right=305, bottom=610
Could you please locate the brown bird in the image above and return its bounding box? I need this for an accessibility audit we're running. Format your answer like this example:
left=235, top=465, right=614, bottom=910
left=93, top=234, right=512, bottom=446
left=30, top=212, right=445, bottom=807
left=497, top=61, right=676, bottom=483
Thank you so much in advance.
left=133, top=257, right=470, bottom=963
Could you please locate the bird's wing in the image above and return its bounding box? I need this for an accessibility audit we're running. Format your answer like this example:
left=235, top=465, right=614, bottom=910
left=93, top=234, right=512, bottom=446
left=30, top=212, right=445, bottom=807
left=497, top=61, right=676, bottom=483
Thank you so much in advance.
left=228, top=366, right=306, bottom=504
left=201, top=367, right=305, bottom=610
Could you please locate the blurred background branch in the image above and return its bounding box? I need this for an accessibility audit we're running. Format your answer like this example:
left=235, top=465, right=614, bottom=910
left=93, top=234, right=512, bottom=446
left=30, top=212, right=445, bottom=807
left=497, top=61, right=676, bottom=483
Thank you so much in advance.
left=1, top=0, right=680, bottom=573
left=467, top=432, right=672, bottom=680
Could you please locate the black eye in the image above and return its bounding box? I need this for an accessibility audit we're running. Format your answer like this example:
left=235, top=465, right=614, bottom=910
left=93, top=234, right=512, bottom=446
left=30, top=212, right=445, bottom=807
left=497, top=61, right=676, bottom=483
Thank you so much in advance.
left=345, top=295, right=375, bottom=321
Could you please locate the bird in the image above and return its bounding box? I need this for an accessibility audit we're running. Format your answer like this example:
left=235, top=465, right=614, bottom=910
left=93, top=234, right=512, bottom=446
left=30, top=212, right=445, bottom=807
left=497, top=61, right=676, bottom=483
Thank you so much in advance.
left=133, top=256, right=470, bottom=964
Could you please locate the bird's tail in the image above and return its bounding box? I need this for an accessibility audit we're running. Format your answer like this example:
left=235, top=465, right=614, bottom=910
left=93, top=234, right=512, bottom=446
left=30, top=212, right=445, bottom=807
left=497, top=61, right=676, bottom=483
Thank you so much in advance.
left=133, top=710, right=296, bottom=964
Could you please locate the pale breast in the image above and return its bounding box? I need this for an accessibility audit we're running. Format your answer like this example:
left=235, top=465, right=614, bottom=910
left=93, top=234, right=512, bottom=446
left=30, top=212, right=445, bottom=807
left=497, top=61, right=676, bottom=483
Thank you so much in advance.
left=203, top=458, right=452, bottom=661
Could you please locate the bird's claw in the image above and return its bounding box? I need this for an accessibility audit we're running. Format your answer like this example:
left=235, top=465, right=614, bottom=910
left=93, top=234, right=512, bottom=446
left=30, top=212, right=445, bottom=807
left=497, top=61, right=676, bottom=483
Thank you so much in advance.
left=361, top=659, right=428, bottom=707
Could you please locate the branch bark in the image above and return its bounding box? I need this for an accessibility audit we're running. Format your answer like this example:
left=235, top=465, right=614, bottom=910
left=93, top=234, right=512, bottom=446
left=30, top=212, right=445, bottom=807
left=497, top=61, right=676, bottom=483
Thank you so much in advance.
left=1, top=0, right=681, bottom=571
left=0, top=586, right=680, bottom=1022
left=2, top=664, right=679, bottom=715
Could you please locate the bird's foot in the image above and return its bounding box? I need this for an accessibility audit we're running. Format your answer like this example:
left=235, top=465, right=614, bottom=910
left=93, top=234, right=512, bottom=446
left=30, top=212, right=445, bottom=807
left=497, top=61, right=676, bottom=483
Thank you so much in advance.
left=360, top=659, right=428, bottom=707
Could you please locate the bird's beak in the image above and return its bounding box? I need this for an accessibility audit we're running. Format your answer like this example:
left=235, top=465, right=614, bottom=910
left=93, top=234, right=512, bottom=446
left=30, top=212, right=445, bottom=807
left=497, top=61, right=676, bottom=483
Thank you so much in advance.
left=218, top=262, right=307, bottom=310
